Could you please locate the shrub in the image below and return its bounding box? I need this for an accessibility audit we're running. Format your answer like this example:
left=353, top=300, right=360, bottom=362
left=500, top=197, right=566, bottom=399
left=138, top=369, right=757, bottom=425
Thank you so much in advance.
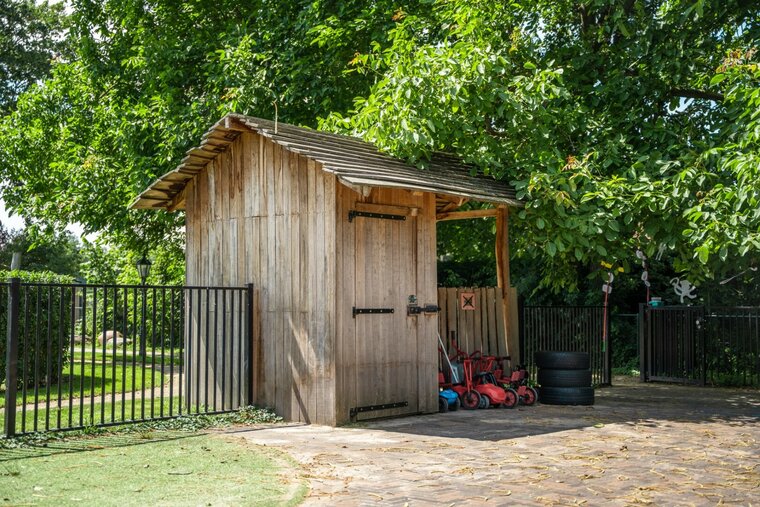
left=0, top=270, right=75, bottom=389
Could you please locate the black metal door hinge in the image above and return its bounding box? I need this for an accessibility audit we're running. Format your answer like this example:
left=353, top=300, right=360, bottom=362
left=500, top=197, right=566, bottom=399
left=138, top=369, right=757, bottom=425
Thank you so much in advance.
left=350, top=401, right=408, bottom=418
left=348, top=210, right=406, bottom=222
left=353, top=307, right=395, bottom=318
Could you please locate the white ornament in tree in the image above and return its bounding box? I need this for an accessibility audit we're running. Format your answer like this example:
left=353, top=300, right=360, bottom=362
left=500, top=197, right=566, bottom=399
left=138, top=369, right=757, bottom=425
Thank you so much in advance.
left=670, top=277, right=697, bottom=304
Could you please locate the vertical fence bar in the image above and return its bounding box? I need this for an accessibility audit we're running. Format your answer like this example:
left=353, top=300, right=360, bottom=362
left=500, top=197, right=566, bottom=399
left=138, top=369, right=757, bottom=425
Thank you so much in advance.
left=4, top=278, right=20, bottom=437
left=131, top=287, right=137, bottom=420
left=246, top=283, right=254, bottom=405
left=110, top=286, right=117, bottom=423
left=121, top=286, right=128, bottom=422
left=212, top=289, right=218, bottom=411
left=101, top=287, right=108, bottom=425
left=21, top=287, right=29, bottom=433
left=68, top=286, right=75, bottom=429
left=57, top=286, right=65, bottom=430
left=90, top=288, right=97, bottom=424
left=33, top=286, right=41, bottom=432
left=196, top=289, right=202, bottom=414
left=186, top=289, right=194, bottom=415
left=150, top=287, right=157, bottom=419
left=168, top=288, right=175, bottom=417
left=221, top=290, right=227, bottom=411
left=604, top=306, right=612, bottom=386
left=228, top=289, right=235, bottom=410
left=638, top=305, right=646, bottom=382
left=238, top=289, right=244, bottom=407
left=160, top=287, right=166, bottom=418
left=179, top=289, right=184, bottom=415
left=44, top=286, right=53, bottom=431
left=140, top=287, right=147, bottom=420
left=700, top=307, right=707, bottom=386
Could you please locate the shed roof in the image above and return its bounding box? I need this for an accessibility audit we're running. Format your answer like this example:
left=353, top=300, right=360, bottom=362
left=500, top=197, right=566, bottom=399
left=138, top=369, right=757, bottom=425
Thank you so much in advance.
left=130, top=114, right=522, bottom=211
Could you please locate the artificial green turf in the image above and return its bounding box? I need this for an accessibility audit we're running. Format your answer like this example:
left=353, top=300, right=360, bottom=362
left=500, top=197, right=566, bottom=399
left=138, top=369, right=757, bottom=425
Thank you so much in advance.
left=0, top=433, right=306, bottom=506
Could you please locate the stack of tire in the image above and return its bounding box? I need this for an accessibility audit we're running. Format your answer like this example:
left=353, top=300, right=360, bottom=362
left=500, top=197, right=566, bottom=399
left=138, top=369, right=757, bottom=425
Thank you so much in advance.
left=535, top=351, right=594, bottom=405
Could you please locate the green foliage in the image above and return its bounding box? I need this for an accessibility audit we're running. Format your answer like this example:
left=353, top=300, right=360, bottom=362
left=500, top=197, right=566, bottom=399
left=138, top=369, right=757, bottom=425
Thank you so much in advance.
left=0, top=225, right=83, bottom=277
left=78, top=243, right=186, bottom=348
left=437, top=204, right=498, bottom=286
left=324, top=0, right=760, bottom=291
left=0, top=270, right=75, bottom=389
left=1, top=0, right=758, bottom=298
left=0, top=0, right=411, bottom=255
left=0, top=0, right=68, bottom=113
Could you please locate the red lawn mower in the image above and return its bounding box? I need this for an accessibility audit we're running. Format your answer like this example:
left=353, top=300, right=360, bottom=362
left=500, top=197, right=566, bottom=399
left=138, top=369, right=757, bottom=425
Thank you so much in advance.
left=440, top=336, right=519, bottom=409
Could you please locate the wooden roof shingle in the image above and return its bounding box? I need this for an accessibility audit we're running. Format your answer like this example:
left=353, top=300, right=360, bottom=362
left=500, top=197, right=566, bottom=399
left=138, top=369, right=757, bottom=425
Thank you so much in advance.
left=130, top=114, right=522, bottom=211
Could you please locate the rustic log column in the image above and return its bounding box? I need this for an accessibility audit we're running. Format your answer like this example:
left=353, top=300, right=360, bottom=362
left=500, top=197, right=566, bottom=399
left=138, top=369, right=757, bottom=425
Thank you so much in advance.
left=495, top=206, right=519, bottom=365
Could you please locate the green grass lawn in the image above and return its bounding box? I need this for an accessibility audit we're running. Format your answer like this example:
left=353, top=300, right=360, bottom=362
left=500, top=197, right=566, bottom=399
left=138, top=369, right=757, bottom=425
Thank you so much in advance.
left=1, top=356, right=168, bottom=409
left=0, top=432, right=306, bottom=506
left=0, top=397, right=188, bottom=433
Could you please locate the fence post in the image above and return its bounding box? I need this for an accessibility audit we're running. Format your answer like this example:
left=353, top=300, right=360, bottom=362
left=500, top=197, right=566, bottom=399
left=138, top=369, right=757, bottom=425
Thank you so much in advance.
left=245, top=283, right=254, bottom=405
left=700, top=307, right=707, bottom=387
left=604, top=312, right=612, bottom=386
left=4, top=278, right=20, bottom=438
left=638, top=304, right=646, bottom=383
left=517, top=295, right=525, bottom=365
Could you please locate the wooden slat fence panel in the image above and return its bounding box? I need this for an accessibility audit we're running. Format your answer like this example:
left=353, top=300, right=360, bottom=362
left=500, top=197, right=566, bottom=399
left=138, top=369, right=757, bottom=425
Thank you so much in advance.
left=437, top=287, right=507, bottom=360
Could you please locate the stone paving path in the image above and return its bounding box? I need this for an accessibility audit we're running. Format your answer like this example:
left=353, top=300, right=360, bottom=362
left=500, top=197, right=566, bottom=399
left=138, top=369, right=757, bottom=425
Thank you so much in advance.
left=230, top=379, right=760, bottom=506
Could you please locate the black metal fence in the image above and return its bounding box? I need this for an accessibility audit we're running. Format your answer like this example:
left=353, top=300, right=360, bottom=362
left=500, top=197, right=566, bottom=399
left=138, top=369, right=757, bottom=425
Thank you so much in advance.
left=640, top=305, right=760, bottom=386
left=2, top=280, right=252, bottom=437
left=521, top=306, right=611, bottom=387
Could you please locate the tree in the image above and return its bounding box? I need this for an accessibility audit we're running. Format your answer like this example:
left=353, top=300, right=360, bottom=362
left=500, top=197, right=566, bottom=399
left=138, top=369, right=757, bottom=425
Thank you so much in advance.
left=0, top=1, right=418, bottom=254
left=0, top=0, right=67, bottom=113
left=324, top=0, right=760, bottom=291
left=0, top=223, right=83, bottom=276
left=2, top=1, right=758, bottom=295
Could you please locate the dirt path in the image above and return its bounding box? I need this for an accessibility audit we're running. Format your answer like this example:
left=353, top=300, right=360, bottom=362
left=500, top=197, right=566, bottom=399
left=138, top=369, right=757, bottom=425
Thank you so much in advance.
left=231, top=381, right=760, bottom=505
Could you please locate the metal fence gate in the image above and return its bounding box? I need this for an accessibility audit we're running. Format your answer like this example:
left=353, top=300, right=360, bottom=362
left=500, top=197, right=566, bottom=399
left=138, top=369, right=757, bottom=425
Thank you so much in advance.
left=2, top=280, right=253, bottom=437
left=520, top=306, right=611, bottom=387
left=640, top=305, right=760, bottom=386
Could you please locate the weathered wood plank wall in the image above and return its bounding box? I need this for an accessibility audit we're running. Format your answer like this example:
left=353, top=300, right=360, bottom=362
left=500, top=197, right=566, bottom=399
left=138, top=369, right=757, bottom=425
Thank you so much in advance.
left=186, top=132, right=337, bottom=424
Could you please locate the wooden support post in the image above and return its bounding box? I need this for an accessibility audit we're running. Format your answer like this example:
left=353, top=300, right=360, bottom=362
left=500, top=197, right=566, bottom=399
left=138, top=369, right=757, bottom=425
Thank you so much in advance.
left=495, top=207, right=519, bottom=365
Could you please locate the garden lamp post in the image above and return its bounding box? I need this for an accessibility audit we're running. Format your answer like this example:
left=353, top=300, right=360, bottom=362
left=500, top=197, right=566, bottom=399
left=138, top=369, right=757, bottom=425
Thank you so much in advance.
left=136, top=255, right=152, bottom=357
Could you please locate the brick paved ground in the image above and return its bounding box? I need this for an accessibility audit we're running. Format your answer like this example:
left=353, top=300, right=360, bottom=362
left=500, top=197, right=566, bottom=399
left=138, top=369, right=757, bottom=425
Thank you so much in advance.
left=230, top=379, right=759, bottom=506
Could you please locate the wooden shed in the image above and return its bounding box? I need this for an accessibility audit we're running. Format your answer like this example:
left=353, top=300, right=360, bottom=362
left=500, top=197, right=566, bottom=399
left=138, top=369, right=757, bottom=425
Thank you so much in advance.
left=131, top=114, right=521, bottom=425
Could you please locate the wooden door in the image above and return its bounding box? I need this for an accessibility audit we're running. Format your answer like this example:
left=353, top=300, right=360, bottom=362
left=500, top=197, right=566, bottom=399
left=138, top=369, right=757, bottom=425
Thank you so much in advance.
left=353, top=212, right=419, bottom=418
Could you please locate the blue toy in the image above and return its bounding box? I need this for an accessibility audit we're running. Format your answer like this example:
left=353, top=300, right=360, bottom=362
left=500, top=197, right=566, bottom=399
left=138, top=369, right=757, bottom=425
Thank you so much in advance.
left=438, top=389, right=461, bottom=412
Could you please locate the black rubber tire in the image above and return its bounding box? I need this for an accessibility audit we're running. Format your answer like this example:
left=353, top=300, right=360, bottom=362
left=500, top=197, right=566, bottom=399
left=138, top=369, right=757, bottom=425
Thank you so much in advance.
left=538, top=368, right=592, bottom=387
left=539, top=386, right=595, bottom=405
left=438, top=396, right=449, bottom=413
left=450, top=398, right=460, bottom=411
left=534, top=351, right=590, bottom=370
